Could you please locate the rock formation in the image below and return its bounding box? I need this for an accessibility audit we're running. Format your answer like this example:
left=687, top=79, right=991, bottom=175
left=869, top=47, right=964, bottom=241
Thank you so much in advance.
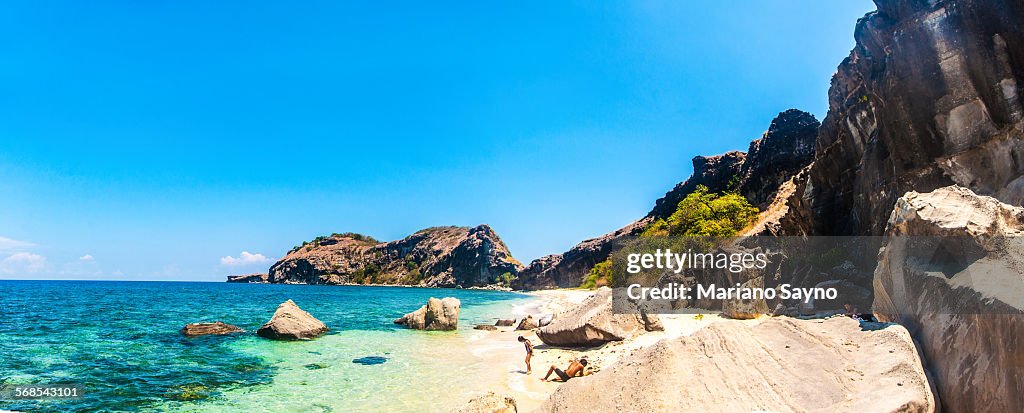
left=874, top=185, right=1024, bottom=412
left=516, top=110, right=819, bottom=290
left=539, top=317, right=936, bottom=413
left=225, top=273, right=269, bottom=283
left=514, top=315, right=537, bottom=330
left=179, top=321, right=243, bottom=337
left=394, top=297, right=461, bottom=331
left=452, top=392, right=518, bottom=413
left=495, top=319, right=515, bottom=327
left=257, top=225, right=522, bottom=288
left=778, top=0, right=1024, bottom=236
left=536, top=287, right=662, bottom=347
left=474, top=324, right=498, bottom=331
left=256, top=299, right=329, bottom=340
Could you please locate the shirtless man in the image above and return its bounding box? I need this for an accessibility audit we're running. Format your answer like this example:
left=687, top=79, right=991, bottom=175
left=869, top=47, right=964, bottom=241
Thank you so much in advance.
left=518, top=336, right=533, bottom=374
left=541, top=358, right=590, bottom=382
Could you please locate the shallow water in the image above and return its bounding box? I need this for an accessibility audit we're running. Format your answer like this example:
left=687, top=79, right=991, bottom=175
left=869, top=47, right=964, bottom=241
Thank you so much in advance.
left=0, top=281, right=529, bottom=412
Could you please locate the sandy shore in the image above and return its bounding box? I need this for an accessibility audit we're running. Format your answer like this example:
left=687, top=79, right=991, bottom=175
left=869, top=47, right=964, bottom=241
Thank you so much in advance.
left=461, top=289, right=759, bottom=412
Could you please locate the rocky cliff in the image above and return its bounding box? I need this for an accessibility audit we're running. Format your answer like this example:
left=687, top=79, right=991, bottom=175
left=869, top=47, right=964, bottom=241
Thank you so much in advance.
left=779, top=0, right=1024, bottom=236
left=515, top=109, right=819, bottom=289
left=239, top=225, right=522, bottom=288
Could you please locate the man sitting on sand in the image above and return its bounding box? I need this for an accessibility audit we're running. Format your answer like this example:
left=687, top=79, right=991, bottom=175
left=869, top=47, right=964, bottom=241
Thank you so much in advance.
left=518, top=336, right=533, bottom=374
left=541, top=358, right=590, bottom=382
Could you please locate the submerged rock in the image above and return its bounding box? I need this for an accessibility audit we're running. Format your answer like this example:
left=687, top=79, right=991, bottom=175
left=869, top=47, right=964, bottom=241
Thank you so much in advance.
left=452, top=392, right=518, bottom=413
left=256, top=299, right=329, bottom=340
left=179, top=321, right=243, bottom=337
left=474, top=324, right=498, bottom=331
left=536, top=287, right=662, bottom=347
left=352, top=356, right=388, bottom=366
left=874, top=185, right=1024, bottom=412
left=394, top=297, right=460, bottom=331
left=539, top=317, right=935, bottom=413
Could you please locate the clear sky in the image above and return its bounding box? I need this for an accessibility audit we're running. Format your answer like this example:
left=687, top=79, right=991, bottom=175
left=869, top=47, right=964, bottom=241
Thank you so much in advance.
left=0, top=1, right=877, bottom=281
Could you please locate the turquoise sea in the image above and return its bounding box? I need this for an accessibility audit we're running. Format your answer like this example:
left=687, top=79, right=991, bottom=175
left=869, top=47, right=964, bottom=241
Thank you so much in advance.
left=0, top=281, right=531, bottom=412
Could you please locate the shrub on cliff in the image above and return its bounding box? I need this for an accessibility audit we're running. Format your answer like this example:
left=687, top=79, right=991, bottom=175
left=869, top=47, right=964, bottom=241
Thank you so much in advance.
left=642, top=185, right=758, bottom=237
left=581, top=259, right=614, bottom=289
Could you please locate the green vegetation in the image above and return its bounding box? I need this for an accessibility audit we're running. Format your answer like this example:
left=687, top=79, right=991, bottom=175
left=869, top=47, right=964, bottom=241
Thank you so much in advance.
left=641, top=185, right=758, bottom=237
left=495, top=271, right=517, bottom=287
left=581, top=259, right=614, bottom=289
left=288, top=232, right=380, bottom=254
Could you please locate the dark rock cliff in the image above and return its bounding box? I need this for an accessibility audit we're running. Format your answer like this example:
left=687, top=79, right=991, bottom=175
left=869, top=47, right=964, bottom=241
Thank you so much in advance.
left=243, top=225, right=522, bottom=288
left=784, top=0, right=1024, bottom=236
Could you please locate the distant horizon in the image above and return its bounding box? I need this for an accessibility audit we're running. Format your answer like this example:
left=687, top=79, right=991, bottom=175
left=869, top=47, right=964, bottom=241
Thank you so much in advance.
left=0, top=0, right=877, bottom=281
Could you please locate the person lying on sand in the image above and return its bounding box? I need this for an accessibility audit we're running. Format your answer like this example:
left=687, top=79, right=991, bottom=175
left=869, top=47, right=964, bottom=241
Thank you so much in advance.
left=518, top=335, right=533, bottom=374
left=541, top=358, right=590, bottom=382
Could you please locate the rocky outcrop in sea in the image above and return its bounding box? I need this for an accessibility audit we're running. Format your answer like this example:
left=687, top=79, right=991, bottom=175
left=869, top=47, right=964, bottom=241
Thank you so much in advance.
left=232, top=225, right=522, bottom=288
left=256, top=299, right=329, bottom=340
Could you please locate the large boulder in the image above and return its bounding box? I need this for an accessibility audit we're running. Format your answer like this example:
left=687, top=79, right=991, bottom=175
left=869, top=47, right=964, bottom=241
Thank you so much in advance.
left=874, top=186, right=1024, bottom=412
left=180, top=321, right=243, bottom=337
left=539, top=317, right=936, bottom=413
left=452, top=392, right=518, bottom=413
left=394, top=297, right=461, bottom=331
left=256, top=299, right=329, bottom=340
left=536, top=287, right=662, bottom=347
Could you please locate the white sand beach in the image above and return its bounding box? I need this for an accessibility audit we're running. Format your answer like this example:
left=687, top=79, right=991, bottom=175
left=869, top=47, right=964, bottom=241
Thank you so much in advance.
left=460, top=289, right=763, bottom=412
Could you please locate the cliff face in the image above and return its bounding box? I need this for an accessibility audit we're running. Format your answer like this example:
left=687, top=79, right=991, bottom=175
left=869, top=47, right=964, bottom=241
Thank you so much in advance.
left=787, top=0, right=1024, bottom=236
left=515, top=109, right=819, bottom=289
left=259, top=225, right=522, bottom=288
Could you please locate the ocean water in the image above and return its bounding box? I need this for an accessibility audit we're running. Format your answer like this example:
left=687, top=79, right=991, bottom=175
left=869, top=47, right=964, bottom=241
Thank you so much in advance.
left=0, top=281, right=531, bottom=412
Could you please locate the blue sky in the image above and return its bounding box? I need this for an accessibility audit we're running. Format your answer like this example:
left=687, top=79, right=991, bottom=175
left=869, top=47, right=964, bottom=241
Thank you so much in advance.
left=0, top=1, right=876, bottom=281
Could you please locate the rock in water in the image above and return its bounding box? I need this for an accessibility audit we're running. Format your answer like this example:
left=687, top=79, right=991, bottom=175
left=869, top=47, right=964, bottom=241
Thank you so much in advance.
left=514, top=315, right=537, bottom=330
left=256, top=299, right=329, bottom=340
left=394, top=297, right=460, bottom=330
left=452, top=392, right=518, bottom=413
left=494, top=319, right=516, bottom=327
left=225, top=273, right=268, bottom=283
left=474, top=324, right=498, bottom=331
left=874, top=186, right=1024, bottom=412
left=180, top=321, right=243, bottom=337
left=352, top=356, right=388, bottom=366
left=539, top=317, right=935, bottom=413
left=536, top=287, right=662, bottom=347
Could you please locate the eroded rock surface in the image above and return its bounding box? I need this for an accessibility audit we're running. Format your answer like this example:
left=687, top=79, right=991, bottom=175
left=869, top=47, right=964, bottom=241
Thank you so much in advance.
left=225, top=273, right=268, bottom=283
left=874, top=185, right=1024, bottom=412
left=256, top=299, right=329, bottom=340
left=539, top=317, right=936, bottom=413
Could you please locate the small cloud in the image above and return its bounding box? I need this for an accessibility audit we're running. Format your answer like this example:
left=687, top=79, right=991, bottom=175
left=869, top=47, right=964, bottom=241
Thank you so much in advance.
left=79, top=254, right=95, bottom=261
left=0, top=252, right=48, bottom=274
left=0, top=236, right=36, bottom=251
left=220, top=251, right=272, bottom=267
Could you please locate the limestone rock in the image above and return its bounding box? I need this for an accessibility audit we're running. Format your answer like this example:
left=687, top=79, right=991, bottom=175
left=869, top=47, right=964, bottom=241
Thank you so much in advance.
left=539, top=317, right=936, bottom=413
left=258, top=225, right=522, bottom=288
left=514, top=315, right=538, bottom=330
left=874, top=185, right=1024, bottom=412
left=452, top=392, right=518, bottom=413
left=536, top=287, right=662, bottom=347
left=394, top=297, right=461, bottom=331
left=256, top=300, right=329, bottom=340
left=180, top=321, right=243, bottom=337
